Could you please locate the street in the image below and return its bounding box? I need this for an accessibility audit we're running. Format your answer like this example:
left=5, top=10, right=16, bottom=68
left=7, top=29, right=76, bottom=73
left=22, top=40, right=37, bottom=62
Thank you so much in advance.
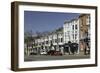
left=24, top=52, right=90, bottom=61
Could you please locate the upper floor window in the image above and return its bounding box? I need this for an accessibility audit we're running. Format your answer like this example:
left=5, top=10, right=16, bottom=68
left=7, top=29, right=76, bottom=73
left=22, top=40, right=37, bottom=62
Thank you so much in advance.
left=73, top=34, right=74, bottom=39
left=72, top=25, right=74, bottom=30
left=46, top=41, right=48, bottom=44
left=55, top=39, right=57, bottom=43
left=61, top=38, right=63, bottom=42
left=75, top=34, right=77, bottom=39
left=75, top=25, right=77, bottom=29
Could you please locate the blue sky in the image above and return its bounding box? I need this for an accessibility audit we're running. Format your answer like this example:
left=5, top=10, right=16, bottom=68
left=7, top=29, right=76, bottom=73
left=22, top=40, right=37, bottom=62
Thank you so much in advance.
left=24, top=11, right=80, bottom=33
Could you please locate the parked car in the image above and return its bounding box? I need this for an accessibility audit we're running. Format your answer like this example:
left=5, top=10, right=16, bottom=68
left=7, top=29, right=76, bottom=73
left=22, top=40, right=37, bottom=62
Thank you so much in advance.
left=40, top=51, right=47, bottom=55
left=47, top=50, right=55, bottom=55
left=30, top=52, right=37, bottom=55
left=54, top=51, right=62, bottom=56
left=47, top=50, right=62, bottom=56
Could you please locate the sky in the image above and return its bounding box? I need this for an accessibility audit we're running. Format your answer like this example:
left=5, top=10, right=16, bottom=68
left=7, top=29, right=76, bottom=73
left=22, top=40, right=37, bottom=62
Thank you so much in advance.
left=24, top=11, right=80, bottom=34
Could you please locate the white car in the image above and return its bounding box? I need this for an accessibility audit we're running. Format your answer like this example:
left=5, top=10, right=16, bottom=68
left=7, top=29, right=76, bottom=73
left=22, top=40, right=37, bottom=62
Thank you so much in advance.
left=40, top=51, right=47, bottom=55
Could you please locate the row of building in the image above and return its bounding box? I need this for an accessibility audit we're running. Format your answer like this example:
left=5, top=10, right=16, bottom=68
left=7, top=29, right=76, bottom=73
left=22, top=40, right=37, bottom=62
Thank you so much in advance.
left=25, top=14, right=90, bottom=56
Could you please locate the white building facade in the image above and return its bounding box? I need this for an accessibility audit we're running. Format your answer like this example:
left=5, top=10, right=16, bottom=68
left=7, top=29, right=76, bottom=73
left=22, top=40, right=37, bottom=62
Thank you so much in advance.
left=63, top=19, right=80, bottom=54
left=63, top=19, right=79, bottom=44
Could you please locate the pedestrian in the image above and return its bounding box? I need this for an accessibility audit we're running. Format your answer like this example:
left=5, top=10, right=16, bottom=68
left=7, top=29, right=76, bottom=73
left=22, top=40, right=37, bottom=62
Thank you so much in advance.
left=84, top=44, right=87, bottom=55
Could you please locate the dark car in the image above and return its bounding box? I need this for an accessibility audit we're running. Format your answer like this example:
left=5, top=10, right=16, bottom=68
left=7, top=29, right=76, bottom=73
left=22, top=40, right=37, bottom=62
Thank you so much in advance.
left=54, top=51, right=62, bottom=56
left=47, top=50, right=62, bottom=56
left=47, top=50, right=55, bottom=55
left=30, top=52, right=37, bottom=55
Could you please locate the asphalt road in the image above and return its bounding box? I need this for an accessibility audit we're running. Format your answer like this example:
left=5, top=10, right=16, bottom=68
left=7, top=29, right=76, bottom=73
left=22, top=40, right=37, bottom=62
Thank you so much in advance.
left=24, top=53, right=90, bottom=61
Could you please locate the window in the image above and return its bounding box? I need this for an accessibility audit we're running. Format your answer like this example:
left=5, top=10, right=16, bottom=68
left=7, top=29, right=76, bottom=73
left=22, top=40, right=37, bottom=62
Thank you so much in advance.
left=61, top=38, right=63, bottom=42
left=55, top=39, right=57, bottom=43
left=58, top=38, right=60, bottom=42
left=75, top=34, right=77, bottom=39
left=75, top=25, right=77, bottom=29
left=75, top=31, right=77, bottom=33
left=72, top=25, right=74, bottom=30
left=50, top=40, right=52, bottom=44
left=46, top=41, right=48, bottom=44
left=73, top=34, right=74, bottom=39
